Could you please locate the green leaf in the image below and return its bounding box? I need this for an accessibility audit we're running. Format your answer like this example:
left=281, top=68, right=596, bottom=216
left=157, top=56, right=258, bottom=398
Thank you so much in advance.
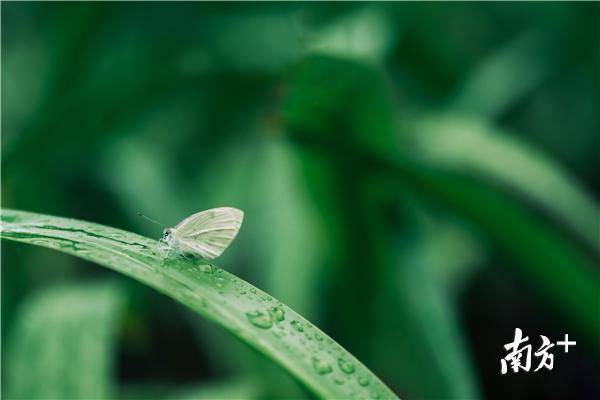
left=166, top=379, right=258, bottom=400
left=382, top=214, right=483, bottom=399
left=6, top=282, right=123, bottom=399
left=119, top=379, right=259, bottom=400
left=248, top=137, right=325, bottom=315
left=0, top=209, right=399, bottom=400
left=308, top=5, right=396, bottom=65
left=282, top=56, right=483, bottom=398
left=407, top=114, right=599, bottom=254
left=451, top=30, right=556, bottom=118
left=283, top=54, right=598, bottom=346
left=387, top=165, right=600, bottom=344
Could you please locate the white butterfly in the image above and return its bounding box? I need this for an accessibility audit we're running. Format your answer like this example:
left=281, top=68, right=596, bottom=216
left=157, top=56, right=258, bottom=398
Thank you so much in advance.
left=140, top=207, right=244, bottom=259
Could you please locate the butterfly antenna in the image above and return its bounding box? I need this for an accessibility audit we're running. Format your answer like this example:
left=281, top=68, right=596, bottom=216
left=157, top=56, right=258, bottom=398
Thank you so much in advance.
left=137, top=212, right=165, bottom=228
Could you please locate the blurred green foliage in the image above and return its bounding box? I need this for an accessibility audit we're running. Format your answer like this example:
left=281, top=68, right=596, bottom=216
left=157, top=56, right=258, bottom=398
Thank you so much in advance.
left=2, top=2, right=598, bottom=399
left=6, top=283, right=123, bottom=399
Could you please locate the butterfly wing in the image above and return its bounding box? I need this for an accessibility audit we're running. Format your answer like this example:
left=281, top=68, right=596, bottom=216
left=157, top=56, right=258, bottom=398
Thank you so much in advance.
left=172, top=207, right=243, bottom=259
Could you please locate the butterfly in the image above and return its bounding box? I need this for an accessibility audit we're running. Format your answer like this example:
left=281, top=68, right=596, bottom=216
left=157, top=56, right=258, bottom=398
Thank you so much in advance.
left=139, top=207, right=244, bottom=259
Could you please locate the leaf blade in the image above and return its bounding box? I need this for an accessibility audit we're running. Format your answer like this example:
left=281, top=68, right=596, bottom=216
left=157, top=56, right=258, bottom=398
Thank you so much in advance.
left=6, top=282, right=123, bottom=399
left=0, top=209, right=399, bottom=400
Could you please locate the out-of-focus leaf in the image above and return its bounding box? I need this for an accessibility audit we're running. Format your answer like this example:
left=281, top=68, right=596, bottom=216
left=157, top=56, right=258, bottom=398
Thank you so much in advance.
left=1, top=7, right=50, bottom=153
left=452, top=30, right=556, bottom=118
left=411, top=216, right=485, bottom=292
left=166, top=378, right=258, bottom=400
left=283, top=55, right=397, bottom=155
left=101, top=135, right=187, bottom=228
left=383, top=208, right=483, bottom=399
left=118, top=384, right=173, bottom=400
left=284, top=52, right=598, bottom=340
left=249, top=137, right=325, bottom=314
left=119, top=379, right=259, bottom=400
left=407, top=114, right=599, bottom=254
left=6, top=282, right=124, bottom=399
left=1, top=209, right=399, bottom=400
left=201, top=12, right=304, bottom=72
left=282, top=55, right=482, bottom=398
left=386, top=163, right=600, bottom=344
left=308, top=5, right=396, bottom=65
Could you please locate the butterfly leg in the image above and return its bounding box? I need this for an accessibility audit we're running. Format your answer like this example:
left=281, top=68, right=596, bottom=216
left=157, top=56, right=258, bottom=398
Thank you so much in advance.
left=163, top=245, right=172, bottom=259
left=153, top=240, right=161, bottom=256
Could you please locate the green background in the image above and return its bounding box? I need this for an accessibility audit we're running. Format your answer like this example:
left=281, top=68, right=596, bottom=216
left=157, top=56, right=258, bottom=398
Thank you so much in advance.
left=2, top=2, right=599, bottom=399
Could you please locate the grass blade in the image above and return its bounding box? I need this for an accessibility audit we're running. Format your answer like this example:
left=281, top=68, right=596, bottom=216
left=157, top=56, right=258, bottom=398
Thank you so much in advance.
left=0, top=209, right=399, bottom=400
left=6, top=282, right=123, bottom=399
left=408, top=114, right=599, bottom=254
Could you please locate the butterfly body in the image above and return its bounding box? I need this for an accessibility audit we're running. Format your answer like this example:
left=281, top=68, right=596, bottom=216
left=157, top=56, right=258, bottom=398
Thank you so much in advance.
left=158, top=207, right=243, bottom=260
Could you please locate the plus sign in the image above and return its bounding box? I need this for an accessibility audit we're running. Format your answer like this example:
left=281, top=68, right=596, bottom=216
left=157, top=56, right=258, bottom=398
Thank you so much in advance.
left=556, top=334, right=576, bottom=353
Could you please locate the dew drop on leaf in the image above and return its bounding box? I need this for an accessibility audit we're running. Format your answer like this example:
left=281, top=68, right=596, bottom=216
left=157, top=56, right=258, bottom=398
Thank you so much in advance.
left=268, top=306, right=285, bottom=322
left=312, top=356, right=333, bottom=375
left=198, top=265, right=213, bottom=274
left=337, top=357, right=355, bottom=374
left=290, top=320, right=304, bottom=332
left=245, top=310, right=273, bottom=329
left=358, top=376, right=370, bottom=387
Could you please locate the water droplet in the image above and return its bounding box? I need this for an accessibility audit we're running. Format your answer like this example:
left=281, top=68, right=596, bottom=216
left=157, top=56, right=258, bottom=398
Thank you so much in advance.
left=358, top=377, right=369, bottom=387
left=267, top=296, right=272, bottom=301
left=245, top=310, right=273, bottom=329
left=250, top=288, right=257, bottom=294
left=334, top=376, right=344, bottom=385
left=199, top=265, right=213, bottom=274
left=268, top=306, right=285, bottom=322
left=337, top=357, right=355, bottom=374
left=290, top=320, right=304, bottom=332
left=239, top=290, right=247, bottom=295
left=312, top=357, right=333, bottom=375
left=314, top=333, right=324, bottom=341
